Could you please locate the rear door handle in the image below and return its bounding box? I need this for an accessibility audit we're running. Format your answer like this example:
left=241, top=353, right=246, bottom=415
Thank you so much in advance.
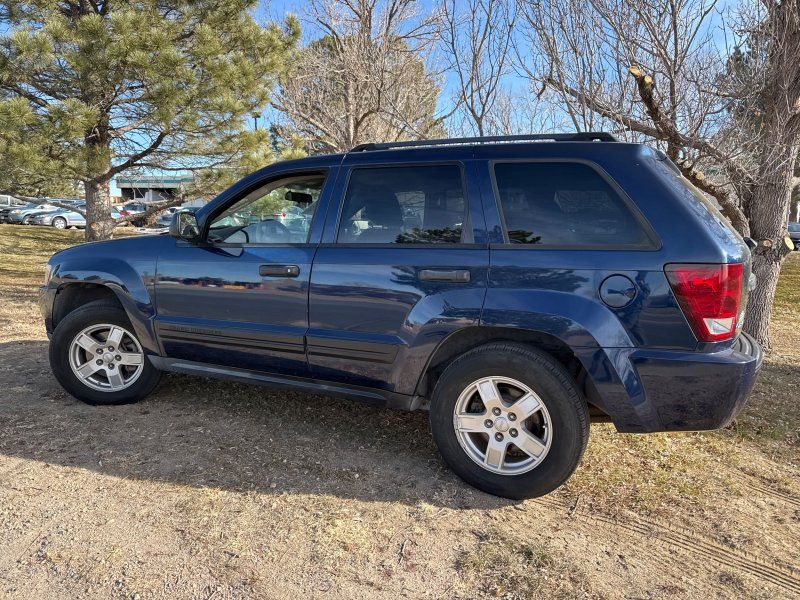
left=259, top=264, right=300, bottom=278
left=418, top=268, right=471, bottom=283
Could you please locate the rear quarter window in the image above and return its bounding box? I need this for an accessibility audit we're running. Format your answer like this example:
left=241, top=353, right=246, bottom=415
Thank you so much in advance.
left=493, top=161, right=651, bottom=247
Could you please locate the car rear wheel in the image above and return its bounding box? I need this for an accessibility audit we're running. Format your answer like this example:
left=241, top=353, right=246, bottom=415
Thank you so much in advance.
left=49, top=300, right=161, bottom=405
left=52, top=217, right=67, bottom=229
left=429, top=343, right=589, bottom=499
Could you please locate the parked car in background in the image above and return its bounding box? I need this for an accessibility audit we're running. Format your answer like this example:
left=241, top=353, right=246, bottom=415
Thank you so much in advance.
left=118, top=201, right=150, bottom=227
left=31, top=206, right=120, bottom=229
left=789, top=222, right=800, bottom=250
left=6, top=203, right=59, bottom=224
left=0, top=194, right=26, bottom=210
left=0, top=201, right=29, bottom=223
left=155, top=206, right=184, bottom=228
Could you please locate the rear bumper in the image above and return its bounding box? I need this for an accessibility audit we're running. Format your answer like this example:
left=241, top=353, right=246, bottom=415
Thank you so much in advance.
left=585, top=333, right=763, bottom=433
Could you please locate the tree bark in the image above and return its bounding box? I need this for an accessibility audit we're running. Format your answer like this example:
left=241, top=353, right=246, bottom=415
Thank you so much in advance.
left=84, top=179, right=115, bottom=242
left=741, top=137, right=798, bottom=348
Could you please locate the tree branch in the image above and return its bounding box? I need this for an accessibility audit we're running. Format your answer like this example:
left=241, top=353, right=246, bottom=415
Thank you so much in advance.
left=103, top=131, right=169, bottom=180
left=676, top=159, right=749, bottom=234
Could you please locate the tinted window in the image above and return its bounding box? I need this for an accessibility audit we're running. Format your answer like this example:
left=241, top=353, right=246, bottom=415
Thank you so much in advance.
left=208, top=174, right=324, bottom=244
left=494, top=162, right=648, bottom=246
left=337, top=166, right=466, bottom=244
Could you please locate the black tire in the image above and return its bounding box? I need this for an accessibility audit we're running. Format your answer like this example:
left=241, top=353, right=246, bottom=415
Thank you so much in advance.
left=52, top=216, right=67, bottom=229
left=429, top=343, right=589, bottom=499
left=22, top=215, right=32, bottom=225
left=49, top=300, right=161, bottom=405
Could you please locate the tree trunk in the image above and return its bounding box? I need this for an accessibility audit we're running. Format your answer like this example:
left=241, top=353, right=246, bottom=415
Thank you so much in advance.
left=84, top=179, right=115, bottom=242
left=741, top=138, right=798, bottom=349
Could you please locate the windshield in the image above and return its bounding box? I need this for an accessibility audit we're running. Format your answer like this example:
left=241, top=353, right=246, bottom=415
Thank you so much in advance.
left=789, top=223, right=800, bottom=233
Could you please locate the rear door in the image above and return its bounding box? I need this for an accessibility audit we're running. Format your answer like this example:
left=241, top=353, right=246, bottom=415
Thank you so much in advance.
left=307, top=154, right=489, bottom=395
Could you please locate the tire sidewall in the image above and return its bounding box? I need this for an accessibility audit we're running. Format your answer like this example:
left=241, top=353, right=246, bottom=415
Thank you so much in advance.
left=430, top=345, right=587, bottom=499
left=53, top=217, right=67, bottom=229
left=49, top=303, right=160, bottom=405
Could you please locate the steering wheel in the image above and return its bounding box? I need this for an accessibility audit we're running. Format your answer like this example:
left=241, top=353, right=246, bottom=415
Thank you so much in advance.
left=256, top=218, right=291, bottom=243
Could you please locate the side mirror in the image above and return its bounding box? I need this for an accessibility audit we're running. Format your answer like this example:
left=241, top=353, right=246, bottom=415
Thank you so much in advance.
left=170, top=210, right=200, bottom=241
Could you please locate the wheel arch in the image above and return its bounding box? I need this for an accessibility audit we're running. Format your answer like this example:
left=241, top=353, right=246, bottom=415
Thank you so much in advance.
left=52, top=283, right=123, bottom=328
left=50, top=276, right=160, bottom=355
left=415, top=326, right=608, bottom=419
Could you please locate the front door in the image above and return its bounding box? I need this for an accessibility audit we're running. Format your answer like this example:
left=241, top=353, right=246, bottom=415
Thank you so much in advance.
left=154, top=170, right=332, bottom=376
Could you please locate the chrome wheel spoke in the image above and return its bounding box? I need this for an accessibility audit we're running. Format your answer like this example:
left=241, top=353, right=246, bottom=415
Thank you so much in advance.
left=117, top=352, right=143, bottom=366
left=476, top=378, right=502, bottom=410
left=455, top=413, right=488, bottom=433
left=107, top=369, right=125, bottom=389
left=484, top=437, right=507, bottom=469
left=514, top=431, right=547, bottom=459
left=513, top=393, right=542, bottom=419
left=75, top=333, right=101, bottom=354
left=106, top=326, right=124, bottom=349
left=75, top=360, right=102, bottom=379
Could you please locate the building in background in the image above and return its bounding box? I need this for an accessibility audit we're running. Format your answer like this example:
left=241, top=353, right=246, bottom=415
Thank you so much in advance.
left=111, top=175, right=195, bottom=203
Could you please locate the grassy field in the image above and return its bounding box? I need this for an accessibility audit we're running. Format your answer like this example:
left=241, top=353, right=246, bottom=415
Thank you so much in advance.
left=0, top=223, right=798, bottom=599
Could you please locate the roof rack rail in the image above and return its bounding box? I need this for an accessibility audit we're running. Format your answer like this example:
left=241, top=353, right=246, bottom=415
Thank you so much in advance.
left=350, top=132, right=617, bottom=152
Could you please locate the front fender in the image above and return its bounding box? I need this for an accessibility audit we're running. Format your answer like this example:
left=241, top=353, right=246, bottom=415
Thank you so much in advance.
left=47, top=257, right=160, bottom=355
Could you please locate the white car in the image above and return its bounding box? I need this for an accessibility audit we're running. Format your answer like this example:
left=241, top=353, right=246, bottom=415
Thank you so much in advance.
left=7, top=203, right=59, bottom=224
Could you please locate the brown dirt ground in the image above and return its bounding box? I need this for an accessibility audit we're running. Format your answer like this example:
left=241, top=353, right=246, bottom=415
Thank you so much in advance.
left=0, top=224, right=798, bottom=599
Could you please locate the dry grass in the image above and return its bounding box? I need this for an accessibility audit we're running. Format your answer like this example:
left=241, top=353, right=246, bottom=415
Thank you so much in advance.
left=457, top=527, right=594, bottom=599
left=0, top=224, right=799, bottom=599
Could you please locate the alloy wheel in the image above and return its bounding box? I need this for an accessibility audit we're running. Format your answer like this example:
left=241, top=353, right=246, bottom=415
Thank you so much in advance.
left=68, top=324, right=144, bottom=392
left=453, top=376, right=553, bottom=475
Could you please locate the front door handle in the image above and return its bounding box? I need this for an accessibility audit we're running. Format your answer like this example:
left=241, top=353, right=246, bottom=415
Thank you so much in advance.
left=259, top=264, right=300, bottom=278
left=418, top=268, right=471, bottom=283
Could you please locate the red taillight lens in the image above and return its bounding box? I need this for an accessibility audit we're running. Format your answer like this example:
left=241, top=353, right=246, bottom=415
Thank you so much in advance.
left=664, top=263, right=744, bottom=342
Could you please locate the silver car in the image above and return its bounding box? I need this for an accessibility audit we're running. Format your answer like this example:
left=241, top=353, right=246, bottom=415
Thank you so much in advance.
left=31, top=208, right=86, bottom=228
left=6, top=203, right=59, bottom=224
left=31, top=206, right=119, bottom=229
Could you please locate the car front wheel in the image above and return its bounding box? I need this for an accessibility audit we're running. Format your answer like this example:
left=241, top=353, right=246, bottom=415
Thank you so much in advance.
left=49, top=300, right=161, bottom=405
left=52, top=217, right=67, bottom=229
left=429, top=343, right=589, bottom=499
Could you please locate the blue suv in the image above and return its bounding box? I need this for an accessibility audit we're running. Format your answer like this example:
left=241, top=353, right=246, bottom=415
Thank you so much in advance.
left=40, top=133, right=762, bottom=498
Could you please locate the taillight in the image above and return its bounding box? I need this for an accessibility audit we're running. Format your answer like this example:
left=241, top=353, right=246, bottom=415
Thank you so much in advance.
left=664, top=263, right=744, bottom=342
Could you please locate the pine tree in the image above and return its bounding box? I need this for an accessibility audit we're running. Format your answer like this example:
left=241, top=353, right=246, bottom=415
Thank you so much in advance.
left=0, top=1, right=299, bottom=240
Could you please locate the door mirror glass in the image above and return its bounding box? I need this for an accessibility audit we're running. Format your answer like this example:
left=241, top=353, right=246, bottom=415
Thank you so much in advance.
left=170, top=210, right=200, bottom=241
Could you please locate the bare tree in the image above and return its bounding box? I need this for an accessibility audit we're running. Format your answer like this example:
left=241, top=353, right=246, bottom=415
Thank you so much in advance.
left=516, top=0, right=800, bottom=348
left=273, top=0, right=446, bottom=152
left=437, top=0, right=516, bottom=136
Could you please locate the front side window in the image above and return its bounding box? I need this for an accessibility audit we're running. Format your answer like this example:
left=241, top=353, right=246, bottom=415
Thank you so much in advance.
left=337, top=166, right=466, bottom=244
left=208, top=174, right=325, bottom=245
left=494, top=162, right=649, bottom=247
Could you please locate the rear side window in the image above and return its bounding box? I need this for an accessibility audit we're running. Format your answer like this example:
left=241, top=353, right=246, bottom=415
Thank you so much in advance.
left=337, top=165, right=466, bottom=244
left=493, top=162, right=649, bottom=247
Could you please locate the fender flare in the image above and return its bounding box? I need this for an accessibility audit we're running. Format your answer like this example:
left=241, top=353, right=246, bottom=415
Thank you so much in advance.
left=50, top=257, right=159, bottom=355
